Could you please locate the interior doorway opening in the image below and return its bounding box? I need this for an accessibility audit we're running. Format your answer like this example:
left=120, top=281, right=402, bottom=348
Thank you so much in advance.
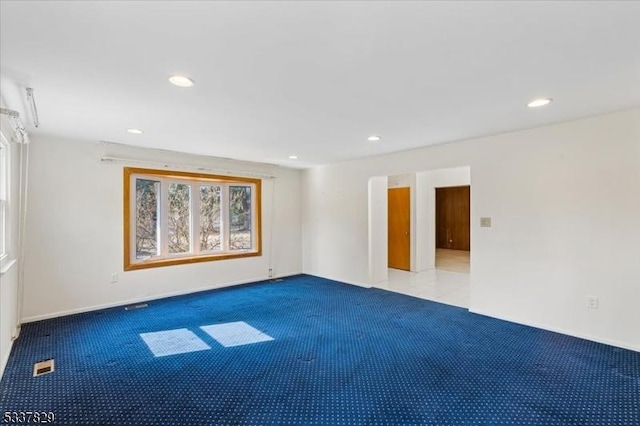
left=368, top=166, right=471, bottom=309
left=435, top=185, right=470, bottom=273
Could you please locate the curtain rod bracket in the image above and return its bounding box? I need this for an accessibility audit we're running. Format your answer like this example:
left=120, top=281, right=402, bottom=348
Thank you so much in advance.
left=26, top=88, right=40, bottom=128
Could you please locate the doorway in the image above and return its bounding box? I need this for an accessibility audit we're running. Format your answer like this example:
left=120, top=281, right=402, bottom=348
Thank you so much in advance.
left=388, top=187, right=410, bottom=271
left=435, top=185, right=470, bottom=273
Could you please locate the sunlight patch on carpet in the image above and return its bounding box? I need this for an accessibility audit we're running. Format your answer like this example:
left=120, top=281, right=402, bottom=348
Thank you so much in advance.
left=200, top=321, right=274, bottom=347
left=140, top=328, right=211, bottom=357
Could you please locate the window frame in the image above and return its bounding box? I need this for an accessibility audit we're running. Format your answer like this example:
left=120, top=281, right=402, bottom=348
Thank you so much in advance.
left=124, top=167, right=262, bottom=271
left=0, top=132, right=9, bottom=262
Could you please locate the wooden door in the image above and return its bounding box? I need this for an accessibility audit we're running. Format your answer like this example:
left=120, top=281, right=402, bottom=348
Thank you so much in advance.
left=435, top=186, right=470, bottom=251
left=388, top=187, right=410, bottom=270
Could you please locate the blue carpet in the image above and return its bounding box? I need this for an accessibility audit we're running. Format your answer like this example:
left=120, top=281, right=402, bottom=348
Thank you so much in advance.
left=1, top=275, right=638, bottom=425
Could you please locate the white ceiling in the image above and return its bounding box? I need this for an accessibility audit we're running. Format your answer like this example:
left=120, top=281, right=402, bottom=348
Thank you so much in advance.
left=1, top=1, right=639, bottom=168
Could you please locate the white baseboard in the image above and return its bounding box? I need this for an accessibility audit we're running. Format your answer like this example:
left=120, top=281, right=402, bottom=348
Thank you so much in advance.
left=469, top=307, right=640, bottom=353
left=305, top=272, right=371, bottom=289
left=21, top=272, right=302, bottom=324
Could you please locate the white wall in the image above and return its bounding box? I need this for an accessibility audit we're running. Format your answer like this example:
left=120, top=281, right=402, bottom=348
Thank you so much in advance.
left=0, top=263, right=18, bottom=377
left=302, top=109, right=640, bottom=351
left=368, top=176, right=387, bottom=284
left=22, top=137, right=303, bottom=321
left=387, top=173, right=413, bottom=188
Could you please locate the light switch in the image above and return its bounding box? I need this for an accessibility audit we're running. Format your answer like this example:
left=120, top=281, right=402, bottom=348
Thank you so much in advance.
left=480, top=217, right=492, bottom=227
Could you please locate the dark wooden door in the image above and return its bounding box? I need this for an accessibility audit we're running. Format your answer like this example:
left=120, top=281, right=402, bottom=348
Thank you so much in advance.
left=388, top=187, right=411, bottom=270
left=436, top=186, right=470, bottom=251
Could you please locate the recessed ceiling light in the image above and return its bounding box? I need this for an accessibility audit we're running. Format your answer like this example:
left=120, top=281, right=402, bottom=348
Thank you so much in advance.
left=527, top=98, right=552, bottom=108
left=368, top=135, right=381, bottom=142
left=169, top=75, right=195, bottom=87
left=127, top=128, right=144, bottom=134
left=288, top=155, right=299, bottom=160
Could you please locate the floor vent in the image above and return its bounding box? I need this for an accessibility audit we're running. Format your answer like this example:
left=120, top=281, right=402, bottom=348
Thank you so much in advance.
left=125, top=303, right=148, bottom=311
left=33, top=359, right=54, bottom=377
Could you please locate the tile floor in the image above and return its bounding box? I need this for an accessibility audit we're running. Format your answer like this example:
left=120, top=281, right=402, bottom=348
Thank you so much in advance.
left=435, top=248, right=470, bottom=273
left=375, top=249, right=470, bottom=309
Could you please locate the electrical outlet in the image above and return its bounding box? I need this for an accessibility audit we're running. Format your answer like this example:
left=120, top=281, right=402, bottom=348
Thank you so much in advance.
left=586, top=296, right=598, bottom=309
left=109, top=273, right=118, bottom=283
left=268, top=268, right=274, bottom=278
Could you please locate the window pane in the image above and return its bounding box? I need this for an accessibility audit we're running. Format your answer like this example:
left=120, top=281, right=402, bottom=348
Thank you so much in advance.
left=200, top=185, right=221, bottom=251
left=135, top=179, right=160, bottom=259
left=229, top=186, right=252, bottom=250
left=168, top=183, right=191, bottom=254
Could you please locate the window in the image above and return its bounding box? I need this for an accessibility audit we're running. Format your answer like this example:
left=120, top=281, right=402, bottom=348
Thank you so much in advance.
left=124, top=167, right=261, bottom=270
left=0, top=134, right=9, bottom=260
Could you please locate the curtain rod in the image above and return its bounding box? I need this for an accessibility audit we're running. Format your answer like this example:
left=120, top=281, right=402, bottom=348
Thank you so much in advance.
left=100, top=155, right=277, bottom=179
